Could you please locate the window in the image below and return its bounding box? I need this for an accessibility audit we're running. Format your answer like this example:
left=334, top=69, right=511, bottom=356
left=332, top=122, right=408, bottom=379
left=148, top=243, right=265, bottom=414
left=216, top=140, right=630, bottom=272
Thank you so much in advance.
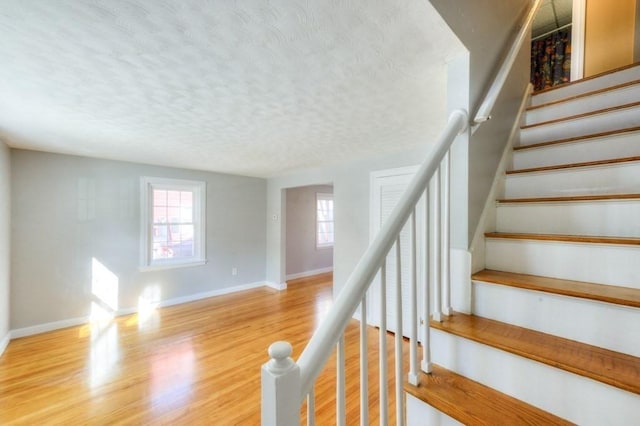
left=316, top=193, right=334, bottom=248
left=140, top=177, right=206, bottom=270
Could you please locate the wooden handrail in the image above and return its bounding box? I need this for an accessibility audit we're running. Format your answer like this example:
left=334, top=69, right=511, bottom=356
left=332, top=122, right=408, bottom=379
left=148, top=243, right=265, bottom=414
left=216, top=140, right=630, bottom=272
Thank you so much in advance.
left=474, top=0, right=542, bottom=124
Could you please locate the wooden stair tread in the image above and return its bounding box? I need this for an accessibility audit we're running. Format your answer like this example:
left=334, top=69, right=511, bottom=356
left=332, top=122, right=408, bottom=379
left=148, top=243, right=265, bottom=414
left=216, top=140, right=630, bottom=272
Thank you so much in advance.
left=521, top=101, right=640, bottom=130
left=430, top=312, right=640, bottom=395
left=528, top=79, right=640, bottom=111
left=497, top=193, right=640, bottom=203
left=485, top=232, right=640, bottom=246
left=532, top=62, right=640, bottom=96
left=513, top=126, right=640, bottom=151
left=472, top=269, right=640, bottom=309
left=506, top=156, right=640, bottom=175
left=405, top=365, right=574, bottom=425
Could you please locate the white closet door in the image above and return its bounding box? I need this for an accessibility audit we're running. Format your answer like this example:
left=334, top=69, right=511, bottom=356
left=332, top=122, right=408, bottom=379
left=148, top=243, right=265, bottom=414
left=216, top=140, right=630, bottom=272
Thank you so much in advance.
left=369, top=167, right=424, bottom=337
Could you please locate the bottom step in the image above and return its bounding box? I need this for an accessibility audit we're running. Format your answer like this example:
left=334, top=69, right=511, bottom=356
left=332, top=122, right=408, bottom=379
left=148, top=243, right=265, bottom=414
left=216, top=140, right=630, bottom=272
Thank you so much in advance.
left=405, top=365, right=573, bottom=425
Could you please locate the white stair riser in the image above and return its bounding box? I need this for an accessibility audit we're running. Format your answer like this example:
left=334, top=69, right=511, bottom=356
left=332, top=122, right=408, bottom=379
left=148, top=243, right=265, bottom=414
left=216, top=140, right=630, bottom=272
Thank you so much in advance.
left=526, top=83, right=640, bottom=125
left=496, top=201, right=640, bottom=237
left=513, top=131, right=640, bottom=169
left=485, top=239, right=640, bottom=288
left=431, top=329, right=640, bottom=426
left=472, top=281, right=640, bottom=356
left=406, top=395, right=462, bottom=426
left=521, top=105, right=640, bottom=146
left=503, top=163, right=640, bottom=198
left=531, top=66, right=640, bottom=106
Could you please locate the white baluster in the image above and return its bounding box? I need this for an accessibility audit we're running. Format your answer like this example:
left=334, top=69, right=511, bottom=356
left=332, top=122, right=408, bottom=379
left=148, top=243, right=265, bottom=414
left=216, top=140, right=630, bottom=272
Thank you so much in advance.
left=422, top=190, right=433, bottom=374
left=395, top=236, right=405, bottom=426
left=337, top=335, right=346, bottom=426
left=307, top=388, right=315, bottom=426
left=261, top=341, right=300, bottom=426
left=432, top=171, right=442, bottom=322
left=408, top=210, right=419, bottom=386
left=360, top=296, right=369, bottom=426
left=379, top=264, right=388, bottom=425
left=442, top=151, right=452, bottom=315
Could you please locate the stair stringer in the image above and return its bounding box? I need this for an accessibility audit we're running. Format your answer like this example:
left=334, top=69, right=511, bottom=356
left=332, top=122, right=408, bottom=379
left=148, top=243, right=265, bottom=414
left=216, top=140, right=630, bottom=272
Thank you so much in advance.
left=431, top=328, right=640, bottom=425
left=469, top=84, right=532, bottom=274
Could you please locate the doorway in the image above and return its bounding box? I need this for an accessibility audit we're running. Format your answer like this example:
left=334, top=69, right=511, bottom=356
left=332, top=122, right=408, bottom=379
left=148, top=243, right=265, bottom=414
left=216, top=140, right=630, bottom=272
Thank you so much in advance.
left=284, top=184, right=334, bottom=281
left=367, top=166, right=425, bottom=337
left=530, top=0, right=577, bottom=91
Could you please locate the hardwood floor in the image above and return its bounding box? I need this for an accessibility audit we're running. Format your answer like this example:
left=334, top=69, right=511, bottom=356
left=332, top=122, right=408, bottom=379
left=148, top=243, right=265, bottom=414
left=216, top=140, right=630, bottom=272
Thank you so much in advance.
left=0, top=273, right=404, bottom=425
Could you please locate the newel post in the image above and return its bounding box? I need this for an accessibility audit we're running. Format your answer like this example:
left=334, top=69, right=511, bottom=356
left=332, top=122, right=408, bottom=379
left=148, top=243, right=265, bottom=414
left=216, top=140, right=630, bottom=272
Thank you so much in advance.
left=261, top=341, right=301, bottom=426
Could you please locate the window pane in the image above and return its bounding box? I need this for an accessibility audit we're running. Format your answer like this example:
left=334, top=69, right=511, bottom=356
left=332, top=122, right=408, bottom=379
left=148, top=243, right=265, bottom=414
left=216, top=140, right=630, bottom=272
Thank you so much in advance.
left=167, top=190, right=181, bottom=206
left=316, top=194, right=334, bottom=247
left=178, top=224, right=194, bottom=242
left=153, top=225, right=168, bottom=243
left=180, top=206, right=193, bottom=223
left=180, top=191, right=193, bottom=206
left=153, top=189, right=167, bottom=206
left=167, top=207, right=180, bottom=223
left=153, top=206, right=167, bottom=224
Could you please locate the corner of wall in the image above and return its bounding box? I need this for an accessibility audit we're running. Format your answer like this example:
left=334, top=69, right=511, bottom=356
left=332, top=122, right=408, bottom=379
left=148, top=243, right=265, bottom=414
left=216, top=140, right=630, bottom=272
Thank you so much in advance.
left=0, top=140, right=10, bottom=356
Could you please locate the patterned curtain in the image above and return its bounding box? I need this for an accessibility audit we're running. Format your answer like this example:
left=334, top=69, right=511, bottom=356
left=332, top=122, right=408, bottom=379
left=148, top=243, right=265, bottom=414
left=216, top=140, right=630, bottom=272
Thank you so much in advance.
left=531, top=28, right=572, bottom=92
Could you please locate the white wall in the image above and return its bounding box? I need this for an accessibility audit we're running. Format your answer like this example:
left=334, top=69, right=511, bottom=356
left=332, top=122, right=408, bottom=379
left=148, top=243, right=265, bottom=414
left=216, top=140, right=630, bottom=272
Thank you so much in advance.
left=267, top=146, right=437, bottom=294
left=10, top=150, right=266, bottom=331
left=430, top=0, right=532, bottom=246
left=0, top=141, right=10, bottom=354
left=285, top=185, right=333, bottom=278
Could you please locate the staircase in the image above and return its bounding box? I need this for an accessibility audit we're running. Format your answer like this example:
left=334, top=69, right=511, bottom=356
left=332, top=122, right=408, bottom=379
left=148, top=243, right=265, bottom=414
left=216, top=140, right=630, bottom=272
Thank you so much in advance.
left=406, top=65, right=640, bottom=425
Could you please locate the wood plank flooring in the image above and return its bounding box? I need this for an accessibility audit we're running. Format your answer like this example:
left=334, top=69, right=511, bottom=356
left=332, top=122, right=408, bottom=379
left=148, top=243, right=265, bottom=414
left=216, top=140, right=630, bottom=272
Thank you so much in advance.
left=0, top=273, right=406, bottom=425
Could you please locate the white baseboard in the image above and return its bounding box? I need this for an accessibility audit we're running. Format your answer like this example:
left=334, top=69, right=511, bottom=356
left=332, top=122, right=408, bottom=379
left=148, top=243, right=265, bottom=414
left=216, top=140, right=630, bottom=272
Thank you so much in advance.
left=265, top=281, right=287, bottom=290
left=11, top=316, right=90, bottom=339
left=0, top=331, right=10, bottom=357
left=9, top=280, right=272, bottom=339
left=286, top=266, right=333, bottom=281
left=151, top=281, right=266, bottom=310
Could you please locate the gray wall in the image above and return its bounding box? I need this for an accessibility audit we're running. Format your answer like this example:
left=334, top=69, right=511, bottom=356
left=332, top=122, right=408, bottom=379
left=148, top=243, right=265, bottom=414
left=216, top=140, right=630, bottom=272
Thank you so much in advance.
left=0, top=141, right=10, bottom=348
left=10, top=150, right=266, bottom=330
left=430, top=0, right=531, bottom=244
left=285, top=185, right=333, bottom=277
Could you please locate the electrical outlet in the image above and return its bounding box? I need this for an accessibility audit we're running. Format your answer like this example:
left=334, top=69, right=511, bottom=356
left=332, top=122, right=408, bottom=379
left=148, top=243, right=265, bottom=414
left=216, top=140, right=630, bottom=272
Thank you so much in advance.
left=232, top=267, right=238, bottom=276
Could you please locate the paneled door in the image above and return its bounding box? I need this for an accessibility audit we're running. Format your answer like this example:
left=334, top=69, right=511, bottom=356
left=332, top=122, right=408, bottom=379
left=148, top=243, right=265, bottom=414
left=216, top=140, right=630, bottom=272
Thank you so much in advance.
left=368, top=166, right=425, bottom=337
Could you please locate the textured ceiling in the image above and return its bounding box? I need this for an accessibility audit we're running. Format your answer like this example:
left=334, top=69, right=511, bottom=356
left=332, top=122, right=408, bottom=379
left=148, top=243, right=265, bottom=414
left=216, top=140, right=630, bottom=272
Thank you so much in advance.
left=532, top=0, right=573, bottom=39
left=0, top=0, right=464, bottom=177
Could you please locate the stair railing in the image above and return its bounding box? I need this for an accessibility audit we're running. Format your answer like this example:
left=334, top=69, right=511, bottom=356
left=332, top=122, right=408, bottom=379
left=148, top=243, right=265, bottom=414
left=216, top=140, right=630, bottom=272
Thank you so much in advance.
left=261, top=109, right=467, bottom=426
left=262, top=1, right=541, bottom=424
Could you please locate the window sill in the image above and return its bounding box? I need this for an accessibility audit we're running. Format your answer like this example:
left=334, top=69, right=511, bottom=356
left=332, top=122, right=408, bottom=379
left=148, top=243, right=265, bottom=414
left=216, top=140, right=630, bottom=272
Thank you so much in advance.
left=139, top=259, right=207, bottom=272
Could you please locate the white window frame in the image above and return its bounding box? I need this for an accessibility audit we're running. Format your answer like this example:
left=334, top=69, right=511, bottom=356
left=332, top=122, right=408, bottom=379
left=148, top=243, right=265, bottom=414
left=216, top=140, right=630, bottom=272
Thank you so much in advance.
left=316, top=192, right=334, bottom=249
left=140, top=177, right=206, bottom=271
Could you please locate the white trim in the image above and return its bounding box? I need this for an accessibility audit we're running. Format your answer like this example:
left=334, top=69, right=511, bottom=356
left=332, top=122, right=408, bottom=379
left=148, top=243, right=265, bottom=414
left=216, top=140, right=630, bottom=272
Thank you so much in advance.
left=151, top=281, right=266, bottom=309
left=286, top=267, right=334, bottom=281
left=0, top=332, right=10, bottom=356
left=9, top=281, right=271, bottom=339
left=11, top=316, right=90, bottom=339
left=571, top=0, right=586, bottom=81
left=266, top=281, right=288, bottom=290
left=138, top=259, right=207, bottom=272
left=140, top=176, right=206, bottom=270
